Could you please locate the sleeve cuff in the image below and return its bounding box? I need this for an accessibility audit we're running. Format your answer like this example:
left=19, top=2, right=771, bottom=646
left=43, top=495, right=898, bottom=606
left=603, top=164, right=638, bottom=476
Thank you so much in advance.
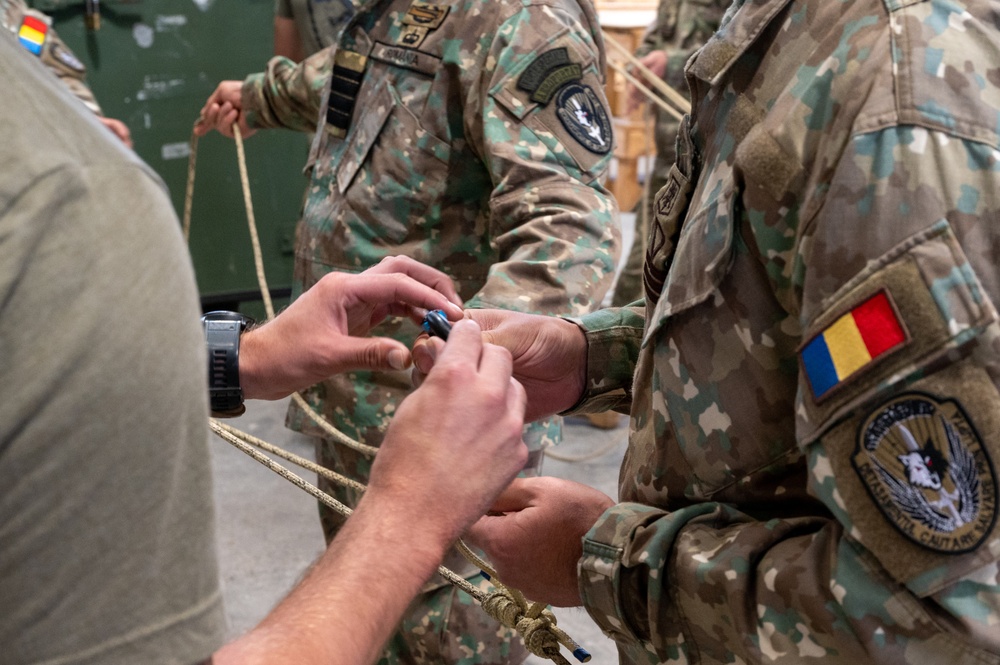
left=559, top=305, right=645, bottom=415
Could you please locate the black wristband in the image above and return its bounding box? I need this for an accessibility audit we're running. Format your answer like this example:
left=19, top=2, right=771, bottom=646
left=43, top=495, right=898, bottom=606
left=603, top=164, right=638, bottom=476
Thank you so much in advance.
left=201, top=311, right=254, bottom=417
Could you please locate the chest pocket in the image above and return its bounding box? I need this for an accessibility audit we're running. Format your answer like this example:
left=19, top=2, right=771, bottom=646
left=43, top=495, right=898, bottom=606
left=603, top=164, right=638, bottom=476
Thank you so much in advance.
left=335, top=75, right=452, bottom=245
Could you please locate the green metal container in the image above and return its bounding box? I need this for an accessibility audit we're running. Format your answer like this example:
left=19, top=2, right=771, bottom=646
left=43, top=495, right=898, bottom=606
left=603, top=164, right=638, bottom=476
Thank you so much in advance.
left=45, top=0, right=308, bottom=311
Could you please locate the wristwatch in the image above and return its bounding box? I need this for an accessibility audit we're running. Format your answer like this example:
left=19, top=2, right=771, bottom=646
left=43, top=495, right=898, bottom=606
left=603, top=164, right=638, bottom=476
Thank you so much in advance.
left=201, top=311, right=255, bottom=417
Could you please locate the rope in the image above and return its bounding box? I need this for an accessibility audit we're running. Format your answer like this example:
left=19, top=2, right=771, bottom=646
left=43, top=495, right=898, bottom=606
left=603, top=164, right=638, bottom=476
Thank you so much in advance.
left=607, top=59, right=684, bottom=122
left=602, top=30, right=691, bottom=116
left=212, top=420, right=591, bottom=664
left=188, top=128, right=592, bottom=664
left=233, top=125, right=276, bottom=320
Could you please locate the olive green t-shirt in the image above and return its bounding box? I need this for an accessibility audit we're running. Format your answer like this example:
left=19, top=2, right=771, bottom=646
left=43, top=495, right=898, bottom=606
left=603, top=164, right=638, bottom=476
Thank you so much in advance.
left=0, top=32, right=226, bottom=665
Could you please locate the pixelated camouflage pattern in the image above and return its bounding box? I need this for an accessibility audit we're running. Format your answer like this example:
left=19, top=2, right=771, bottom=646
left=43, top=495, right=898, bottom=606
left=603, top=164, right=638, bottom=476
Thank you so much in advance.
left=244, top=0, right=620, bottom=662
left=1, top=0, right=102, bottom=115
left=575, top=1, right=1000, bottom=662
left=613, top=0, right=727, bottom=307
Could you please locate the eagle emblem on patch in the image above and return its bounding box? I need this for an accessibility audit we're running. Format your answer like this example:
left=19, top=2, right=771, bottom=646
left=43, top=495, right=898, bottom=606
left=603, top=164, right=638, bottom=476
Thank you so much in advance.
left=853, top=393, right=997, bottom=553
left=555, top=83, right=611, bottom=155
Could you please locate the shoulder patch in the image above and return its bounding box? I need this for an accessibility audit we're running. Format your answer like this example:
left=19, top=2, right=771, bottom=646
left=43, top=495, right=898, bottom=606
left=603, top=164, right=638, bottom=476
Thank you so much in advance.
left=801, top=290, right=908, bottom=402
left=18, top=13, right=48, bottom=56
left=49, top=41, right=85, bottom=73
left=853, top=392, right=998, bottom=554
left=554, top=83, right=611, bottom=155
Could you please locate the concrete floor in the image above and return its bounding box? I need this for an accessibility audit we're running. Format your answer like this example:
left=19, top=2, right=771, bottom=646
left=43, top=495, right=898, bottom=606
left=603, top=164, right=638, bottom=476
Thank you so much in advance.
left=209, top=212, right=638, bottom=664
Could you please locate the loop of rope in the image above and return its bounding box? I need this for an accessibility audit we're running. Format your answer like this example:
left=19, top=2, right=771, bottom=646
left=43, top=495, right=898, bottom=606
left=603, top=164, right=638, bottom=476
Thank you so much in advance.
left=213, top=420, right=591, bottom=663
left=188, top=135, right=592, bottom=662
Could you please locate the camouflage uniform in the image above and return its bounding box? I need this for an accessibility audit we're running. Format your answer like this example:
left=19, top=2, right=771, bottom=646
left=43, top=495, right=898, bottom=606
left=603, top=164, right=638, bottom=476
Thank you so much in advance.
left=241, top=0, right=621, bottom=662
left=574, top=0, right=1000, bottom=662
left=612, top=0, right=726, bottom=307
left=0, top=0, right=102, bottom=115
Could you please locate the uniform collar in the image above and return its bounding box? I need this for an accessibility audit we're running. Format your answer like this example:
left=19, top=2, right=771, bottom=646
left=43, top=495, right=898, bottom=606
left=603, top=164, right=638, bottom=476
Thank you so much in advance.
left=686, top=0, right=794, bottom=86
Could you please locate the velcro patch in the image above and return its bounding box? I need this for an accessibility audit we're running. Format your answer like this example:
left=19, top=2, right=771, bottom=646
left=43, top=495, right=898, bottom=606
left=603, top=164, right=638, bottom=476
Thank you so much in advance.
left=801, top=290, right=908, bottom=401
left=18, top=15, right=48, bottom=56
left=853, top=392, right=997, bottom=554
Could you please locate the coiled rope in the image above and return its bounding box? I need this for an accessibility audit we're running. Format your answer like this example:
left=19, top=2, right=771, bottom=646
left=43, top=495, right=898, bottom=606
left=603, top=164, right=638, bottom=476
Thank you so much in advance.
left=185, top=124, right=590, bottom=664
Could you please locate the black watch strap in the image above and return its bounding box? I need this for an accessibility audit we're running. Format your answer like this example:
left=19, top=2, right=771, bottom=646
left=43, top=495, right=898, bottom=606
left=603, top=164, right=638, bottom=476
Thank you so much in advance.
left=201, top=311, right=255, bottom=417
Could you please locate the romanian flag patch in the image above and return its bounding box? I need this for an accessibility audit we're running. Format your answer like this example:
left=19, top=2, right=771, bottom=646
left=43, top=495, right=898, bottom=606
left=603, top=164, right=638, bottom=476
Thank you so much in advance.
left=801, top=290, right=907, bottom=401
left=18, top=15, right=48, bottom=56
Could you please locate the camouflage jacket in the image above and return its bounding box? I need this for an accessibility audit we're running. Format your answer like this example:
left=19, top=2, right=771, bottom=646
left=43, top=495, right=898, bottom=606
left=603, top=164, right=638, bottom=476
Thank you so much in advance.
left=243, top=0, right=620, bottom=445
left=575, top=0, right=1000, bottom=662
left=1, top=0, right=101, bottom=115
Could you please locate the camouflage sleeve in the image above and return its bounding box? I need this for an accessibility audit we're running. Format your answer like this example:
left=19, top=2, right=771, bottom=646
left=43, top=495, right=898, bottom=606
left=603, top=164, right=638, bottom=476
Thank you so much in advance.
left=2, top=1, right=102, bottom=115
left=579, top=125, right=1000, bottom=661
left=242, top=48, right=331, bottom=132
left=562, top=306, right=645, bottom=415
left=465, top=1, right=621, bottom=318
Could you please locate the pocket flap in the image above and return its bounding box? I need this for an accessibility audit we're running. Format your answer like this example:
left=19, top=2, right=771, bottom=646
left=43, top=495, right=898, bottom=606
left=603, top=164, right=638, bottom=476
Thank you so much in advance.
left=336, top=78, right=396, bottom=195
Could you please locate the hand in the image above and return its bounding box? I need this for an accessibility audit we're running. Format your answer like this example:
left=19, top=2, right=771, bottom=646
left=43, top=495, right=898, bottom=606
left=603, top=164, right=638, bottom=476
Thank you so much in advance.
left=98, top=117, right=132, bottom=148
left=194, top=80, right=256, bottom=139
left=412, top=309, right=587, bottom=421
left=466, top=477, right=615, bottom=607
left=240, top=256, right=464, bottom=400
left=367, top=319, right=529, bottom=546
left=626, top=50, right=669, bottom=114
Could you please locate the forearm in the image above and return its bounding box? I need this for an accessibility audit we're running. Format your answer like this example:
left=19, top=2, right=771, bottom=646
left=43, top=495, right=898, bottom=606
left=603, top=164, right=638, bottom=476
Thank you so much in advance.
left=243, top=49, right=330, bottom=132
left=214, top=496, right=450, bottom=665
left=580, top=500, right=999, bottom=663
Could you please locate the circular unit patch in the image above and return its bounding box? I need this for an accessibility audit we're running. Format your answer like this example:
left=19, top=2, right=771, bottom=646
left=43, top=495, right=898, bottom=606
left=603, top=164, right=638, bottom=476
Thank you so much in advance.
left=853, top=392, right=997, bottom=553
left=555, top=83, right=611, bottom=155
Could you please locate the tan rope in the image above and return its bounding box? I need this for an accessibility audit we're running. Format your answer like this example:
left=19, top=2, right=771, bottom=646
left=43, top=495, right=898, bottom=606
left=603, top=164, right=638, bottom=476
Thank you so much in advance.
left=233, top=125, right=275, bottom=320
left=607, top=59, right=684, bottom=122
left=602, top=30, right=691, bottom=115
left=211, top=420, right=591, bottom=664
left=182, top=128, right=199, bottom=242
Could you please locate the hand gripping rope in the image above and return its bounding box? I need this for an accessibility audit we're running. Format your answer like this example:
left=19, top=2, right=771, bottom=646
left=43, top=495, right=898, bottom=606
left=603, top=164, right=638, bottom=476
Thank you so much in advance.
left=184, top=123, right=592, bottom=664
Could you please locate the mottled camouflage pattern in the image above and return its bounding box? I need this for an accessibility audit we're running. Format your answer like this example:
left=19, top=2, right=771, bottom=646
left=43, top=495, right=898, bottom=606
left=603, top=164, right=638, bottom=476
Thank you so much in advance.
left=613, top=0, right=726, bottom=307
left=1, top=0, right=102, bottom=115
left=574, top=1, right=1000, bottom=662
left=243, top=0, right=620, bottom=662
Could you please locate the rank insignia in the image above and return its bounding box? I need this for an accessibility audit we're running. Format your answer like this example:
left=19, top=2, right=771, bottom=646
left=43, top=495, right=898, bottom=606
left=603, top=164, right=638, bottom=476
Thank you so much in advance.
left=853, top=393, right=997, bottom=553
left=325, top=50, right=367, bottom=139
left=18, top=14, right=48, bottom=56
left=554, top=83, right=611, bottom=154
left=801, top=290, right=907, bottom=401
left=402, top=1, right=449, bottom=29
left=396, top=24, right=429, bottom=48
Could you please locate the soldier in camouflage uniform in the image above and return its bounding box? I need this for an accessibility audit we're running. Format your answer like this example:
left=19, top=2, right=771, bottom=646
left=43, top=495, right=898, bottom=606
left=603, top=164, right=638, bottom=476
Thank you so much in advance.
left=437, top=0, right=1000, bottom=662
left=1, top=0, right=131, bottom=146
left=195, top=0, right=621, bottom=662
left=612, top=0, right=725, bottom=307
